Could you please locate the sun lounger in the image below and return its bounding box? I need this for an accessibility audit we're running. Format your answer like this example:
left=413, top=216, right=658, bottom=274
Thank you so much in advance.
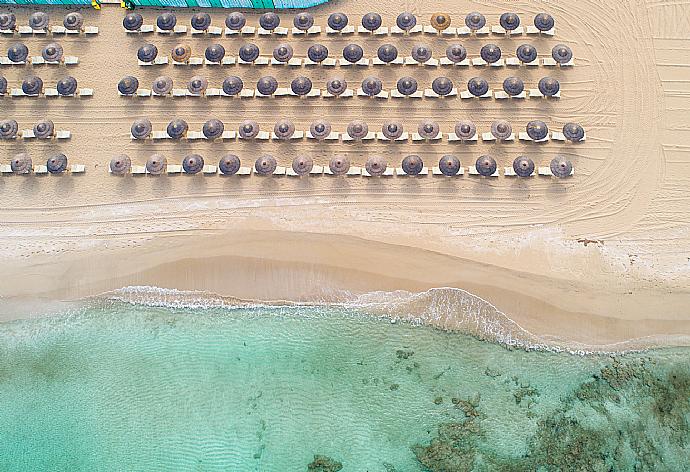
left=460, top=90, right=493, bottom=99
left=338, top=58, right=369, bottom=67
left=468, top=166, right=498, bottom=177
left=395, top=167, right=429, bottom=176
left=504, top=167, right=535, bottom=177
left=357, top=26, right=388, bottom=35
left=326, top=26, right=355, bottom=35
left=71, top=164, right=85, bottom=173
left=447, top=132, right=478, bottom=142
left=432, top=166, right=465, bottom=176
left=518, top=132, right=549, bottom=143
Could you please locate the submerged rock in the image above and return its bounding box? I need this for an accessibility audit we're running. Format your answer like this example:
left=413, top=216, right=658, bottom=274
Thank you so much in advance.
left=307, top=454, right=343, bottom=472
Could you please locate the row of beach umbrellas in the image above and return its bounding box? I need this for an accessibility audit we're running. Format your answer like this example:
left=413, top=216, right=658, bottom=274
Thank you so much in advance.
left=0, top=119, right=58, bottom=139
left=123, top=11, right=555, bottom=34
left=7, top=153, right=68, bottom=174
left=0, top=76, right=78, bottom=96
left=5, top=42, right=69, bottom=63
left=0, top=12, right=85, bottom=32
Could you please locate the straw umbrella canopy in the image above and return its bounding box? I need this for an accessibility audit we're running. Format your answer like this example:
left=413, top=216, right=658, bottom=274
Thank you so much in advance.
left=29, top=12, right=49, bottom=30
left=47, top=153, right=68, bottom=173
left=534, top=13, right=554, bottom=32
left=166, top=119, right=188, bottom=139
left=328, top=12, right=348, bottom=31
left=365, top=156, right=387, bottom=176
left=411, top=44, right=432, bottom=63
left=347, top=120, right=369, bottom=139
left=292, top=156, right=313, bottom=175
left=0, top=119, right=18, bottom=139
left=513, top=156, right=535, bottom=177
left=430, top=13, right=451, bottom=32
left=110, top=154, right=131, bottom=175
left=219, top=154, right=241, bottom=175
left=475, top=155, right=497, bottom=176
left=273, top=119, right=295, bottom=139
left=491, top=120, right=512, bottom=139
left=191, top=12, right=211, bottom=31
left=326, top=77, right=347, bottom=96
left=10, top=153, right=31, bottom=174
left=397, top=12, right=416, bottom=31
left=465, top=12, right=485, bottom=30
left=307, top=44, right=329, bottom=63
left=563, top=122, right=585, bottom=142
left=342, top=43, right=364, bottom=63
left=22, top=76, right=43, bottom=95
left=294, top=12, right=314, bottom=31
left=226, top=12, right=246, bottom=31
left=63, top=12, right=84, bottom=31
left=57, top=76, right=77, bottom=96
left=291, top=76, right=312, bottom=96
left=377, top=44, right=398, bottom=63
left=516, top=44, right=537, bottom=63
left=117, top=76, right=138, bottom=95
left=361, top=12, right=382, bottom=31
left=526, top=120, right=549, bottom=140
left=187, top=76, right=208, bottom=95
left=467, top=77, right=489, bottom=97
left=446, top=44, right=467, bottom=63
left=259, top=12, right=280, bottom=31
left=273, top=43, right=293, bottom=62
left=480, top=44, right=501, bottom=63
left=42, top=42, right=63, bottom=62
left=418, top=120, right=440, bottom=139
left=222, top=76, right=243, bottom=96
left=255, top=155, right=277, bottom=175
left=0, top=76, right=6, bottom=95
left=499, top=13, right=520, bottom=30
left=402, top=155, right=424, bottom=175
left=329, top=156, right=350, bottom=175
left=256, top=76, right=278, bottom=96
left=550, top=156, right=573, bottom=178
left=146, top=154, right=167, bottom=175
left=33, top=119, right=54, bottom=139
left=397, top=76, right=418, bottom=95
left=310, top=120, right=331, bottom=140
left=205, top=44, right=225, bottom=63
left=152, top=76, right=173, bottom=95
left=439, top=155, right=460, bottom=176
left=7, top=43, right=28, bottom=63
left=432, top=77, right=454, bottom=96
left=381, top=121, right=404, bottom=140
left=455, top=121, right=476, bottom=140
left=361, top=76, right=382, bottom=96
left=538, top=77, right=560, bottom=96
left=171, top=44, right=192, bottom=63
left=156, top=13, right=176, bottom=31
left=203, top=119, right=224, bottom=139
left=131, top=118, right=152, bottom=139
left=239, top=43, right=260, bottom=62
left=183, top=154, right=204, bottom=174
left=239, top=120, right=260, bottom=138
left=123, top=12, right=143, bottom=31
left=552, top=44, right=573, bottom=64
left=503, top=77, right=524, bottom=96
left=137, top=44, right=158, bottom=63
left=0, top=13, right=16, bottom=31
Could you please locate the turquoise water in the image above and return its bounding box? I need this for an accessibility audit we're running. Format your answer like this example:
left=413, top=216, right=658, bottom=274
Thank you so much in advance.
left=0, top=301, right=688, bottom=471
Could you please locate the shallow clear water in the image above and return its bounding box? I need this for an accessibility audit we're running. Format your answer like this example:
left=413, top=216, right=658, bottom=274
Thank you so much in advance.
left=0, top=302, right=688, bottom=471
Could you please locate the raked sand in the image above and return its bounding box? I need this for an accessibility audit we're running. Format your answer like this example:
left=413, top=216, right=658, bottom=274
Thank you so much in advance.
left=1, top=1, right=690, bottom=351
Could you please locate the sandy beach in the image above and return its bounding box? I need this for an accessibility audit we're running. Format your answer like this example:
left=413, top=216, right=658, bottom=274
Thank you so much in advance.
left=1, top=1, right=690, bottom=351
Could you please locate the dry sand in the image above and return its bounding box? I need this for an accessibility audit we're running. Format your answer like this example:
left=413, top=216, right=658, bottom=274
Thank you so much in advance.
left=1, top=1, right=690, bottom=351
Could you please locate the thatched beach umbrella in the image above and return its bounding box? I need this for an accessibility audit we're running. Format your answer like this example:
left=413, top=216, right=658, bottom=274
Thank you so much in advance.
left=0, top=119, right=18, bottom=139
left=491, top=120, right=512, bottom=140
left=552, top=44, right=573, bottom=64
left=307, top=44, right=329, bottom=63
left=292, top=156, right=313, bottom=175
left=397, top=12, right=416, bottom=31
left=310, top=120, right=331, bottom=140
left=326, top=77, right=347, bottom=96
left=8, top=43, right=28, bottom=63
left=273, top=119, right=295, bottom=139
left=131, top=118, right=152, bottom=139
left=187, top=76, right=208, bottom=95
left=123, top=12, right=143, bottom=31
left=563, top=123, right=585, bottom=142
left=117, top=76, right=138, bottom=95
left=273, top=43, right=293, bottom=62
left=365, top=156, right=387, bottom=176
left=516, top=44, right=537, bottom=63
left=432, top=77, right=454, bottom=96
left=166, top=119, right=188, bottom=139
left=455, top=121, right=477, bottom=140
left=152, top=76, right=173, bottom=95
left=467, top=77, right=489, bottom=97
left=361, top=12, right=382, bottom=32
left=0, top=76, right=6, bottom=95
left=381, top=121, right=404, bottom=140
left=446, top=44, right=467, bottom=63
left=480, top=44, right=501, bottom=63
left=397, top=76, right=418, bottom=95
left=377, top=44, right=398, bottom=63
left=256, top=76, right=278, bottom=96
left=47, top=153, right=68, bottom=174
left=291, top=76, right=312, bottom=96
left=110, top=154, right=131, bottom=175
left=226, top=12, right=246, bottom=31
left=503, top=77, right=524, bottom=96
left=328, top=12, right=348, bottom=31
left=411, top=44, right=432, bottom=63
left=0, top=13, right=16, bottom=31
left=294, top=12, right=314, bottom=31
left=203, top=119, right=224, bottom=139
left=183, top=154, right=204, bottom=174
left=11, top=153, right=31, bottom=174
left=255, top=155, right=277, bottom=175
left=191, top=12, right=211, bottom=31
left=430, top=13, right=451, bottom=32
left=42, top=43, right=63, bottom=62
left=534, top=13, right=554, bottom=32
left=418, top=120, right=440, bottom=139
left=137, top=44, right=158, bottom=63
left=171, top=44, right=191, bottom=63
left=33, top=119, right=54, bottom=139
left=526, top=120, right=549, bottom=140
left=342, top=43, right=363, bottom=63
left=347, top=120, right=369, bottom=139
left=439, top=155, right=460, bottom=176
left=550, top=156, right=573, bottom=178
left=402, top=155, right=423, bottom=175
left=156, top=13, right=176, bottom=31
left=499, top=13, right=520, bottom=31
left=361, top=76, right=382, bottom=96
left=513, top=156, right=535, bottom=177
left=259, top=12, right=280, bottom=31
left=239, top=43, right=260, bottom=62
left=57, top=76, right=77, bottom=96
left=63, top=12, right=83, bottom=31
left=538, top=77, right=560, bottom=96
left=146, top=154, right=167, bottom=174
left=238, top=120, right=260, bottom=138
left=476, top=155, right=497, bottom=176
left=222, top=76, right=243, bottom=96
left=29, top=11, right=49, bottom=30
left=219, top=154, right=241, bottom=175
left=329, top=156, right=350, bottom=175
left=22, top=76, right=43, bottom=96
left=205, top=44, right=225, bottom=63
left=465, top=12, right=485, bottom=31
